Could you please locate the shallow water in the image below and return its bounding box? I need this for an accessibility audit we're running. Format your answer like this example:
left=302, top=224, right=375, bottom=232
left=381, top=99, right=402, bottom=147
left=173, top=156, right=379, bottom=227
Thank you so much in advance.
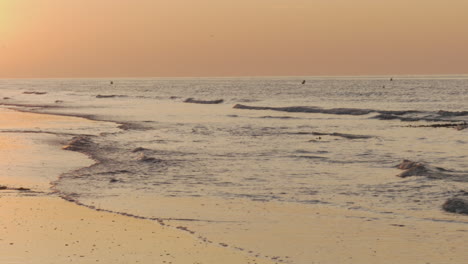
left=1, top=76, right=467, bottom=263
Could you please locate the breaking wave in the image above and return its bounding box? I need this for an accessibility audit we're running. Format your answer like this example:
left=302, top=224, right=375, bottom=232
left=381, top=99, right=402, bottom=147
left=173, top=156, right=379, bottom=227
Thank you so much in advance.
left=184, top=98, right=224, bottom=104
left=233, top=104, right=468, bottom=122
left=396, top=160, right=468, bottom=182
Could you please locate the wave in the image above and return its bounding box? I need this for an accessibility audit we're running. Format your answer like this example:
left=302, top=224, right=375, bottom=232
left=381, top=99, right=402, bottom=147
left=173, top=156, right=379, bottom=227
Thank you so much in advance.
left=396, top=160, right=468, bottom=182
left=406, top=122, right=467, bottom=130
left=23, top=91, right=47, bottom=95
left=233, top=98, right=260, bottom=103
left=96, top=94, right=128, bottom=98
left=289, top=131, right=374, bottom=139
left=233, top=104, right=468, bottom=122
left=62, top=136, right=94, bottom=151
left=259, top=116, right=300, bottom=120
left=437, top=110, right=468, bottom=117
left=233, top=104, right=373, bottom=115
left=291, top=155, right=327, bottom=160
left=443, top=197, right=468, bottom=215
left=184, top=98, right=224, bottom=104
left=0, top=185, right=32, bottom=192
left=135, top=153, right=163, bottom=163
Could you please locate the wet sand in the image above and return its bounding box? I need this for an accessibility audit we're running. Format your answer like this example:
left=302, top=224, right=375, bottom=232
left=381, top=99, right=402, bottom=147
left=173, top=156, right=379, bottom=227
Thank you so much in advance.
left=0, top=195, right=272, bottom=264
left=2, top=194, right=467, bottom=264
left=83, top=195, right=468, bottom=264
left=1, top=108, right=467, bottom=264
left=0, top=108, right=272, bottom=264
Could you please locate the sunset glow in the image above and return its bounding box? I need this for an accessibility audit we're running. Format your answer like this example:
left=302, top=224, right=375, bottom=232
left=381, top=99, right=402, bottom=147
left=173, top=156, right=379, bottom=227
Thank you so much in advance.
left=0, top=0, right=467, bottom=77
left=1, top=2, right=468, bottom=263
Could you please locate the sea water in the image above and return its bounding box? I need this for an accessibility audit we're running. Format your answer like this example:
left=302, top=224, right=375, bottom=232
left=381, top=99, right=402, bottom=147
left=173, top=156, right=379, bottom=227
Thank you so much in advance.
left=1, top=76, right=467, bottom=261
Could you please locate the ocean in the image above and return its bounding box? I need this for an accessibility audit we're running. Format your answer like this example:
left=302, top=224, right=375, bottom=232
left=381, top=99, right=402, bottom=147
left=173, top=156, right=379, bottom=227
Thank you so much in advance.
left=1, top=76, right=467, bottom=263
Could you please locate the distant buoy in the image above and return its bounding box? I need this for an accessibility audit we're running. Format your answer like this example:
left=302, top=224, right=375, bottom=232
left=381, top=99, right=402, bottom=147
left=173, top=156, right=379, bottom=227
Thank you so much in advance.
left=110, top=81, right=114, bottom=85
left=390, top=77, right=393, bottom=81
left=302, top=80, right=306, bottom=85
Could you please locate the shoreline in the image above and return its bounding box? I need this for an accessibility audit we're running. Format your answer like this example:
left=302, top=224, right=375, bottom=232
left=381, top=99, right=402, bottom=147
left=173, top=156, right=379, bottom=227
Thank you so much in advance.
left=0, top=195, right=273, bottom=264
left=0, top=107, right=275, bottom=264
left=1, top=107, right=468, bottom=263
left=76, top=194, right=468, bottom=264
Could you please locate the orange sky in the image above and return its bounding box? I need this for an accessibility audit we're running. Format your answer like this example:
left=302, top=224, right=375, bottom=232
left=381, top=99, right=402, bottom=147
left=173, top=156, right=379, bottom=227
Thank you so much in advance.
left=0, top=0, right=467, bottom=77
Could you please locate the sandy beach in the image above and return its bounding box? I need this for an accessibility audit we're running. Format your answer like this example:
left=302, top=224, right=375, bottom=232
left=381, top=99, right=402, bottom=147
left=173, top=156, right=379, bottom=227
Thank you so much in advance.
left=1, top=195, right=467, bottom=264
left=2, top=0, right=468, bottom=262
left=1, top=106, right=467, bottom=263
left=84, top=195, right=468, bottom=264
left=0, top=108, right=273, bottom=264
left=0, top=195, right=275, bottom=264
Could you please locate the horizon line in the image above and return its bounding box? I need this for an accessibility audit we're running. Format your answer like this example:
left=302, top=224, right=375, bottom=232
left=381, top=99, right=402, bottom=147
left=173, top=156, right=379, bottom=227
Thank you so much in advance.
left=1, top=73, right=468, bottom=80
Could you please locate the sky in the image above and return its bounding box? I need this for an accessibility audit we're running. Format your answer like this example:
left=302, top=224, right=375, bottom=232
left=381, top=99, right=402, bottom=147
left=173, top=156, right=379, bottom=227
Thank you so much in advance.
left=0, top=0, right=467, bottom=77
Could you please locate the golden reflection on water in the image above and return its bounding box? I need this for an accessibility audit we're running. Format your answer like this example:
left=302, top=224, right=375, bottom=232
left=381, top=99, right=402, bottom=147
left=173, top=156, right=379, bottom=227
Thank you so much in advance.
left=0, top=108, right=89, bottom=129
left=0, top=108, right=96, bottom=190
left=0, top=133, right=34, bottom=189
left=0, top=134, right=24, bottom=151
